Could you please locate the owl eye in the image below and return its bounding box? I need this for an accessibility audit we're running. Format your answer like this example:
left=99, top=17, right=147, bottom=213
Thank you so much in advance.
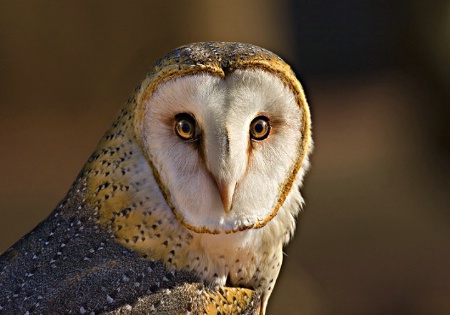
left=250, top=116, right=271, bottom=141
left=174, top=113, right=198, bottom=141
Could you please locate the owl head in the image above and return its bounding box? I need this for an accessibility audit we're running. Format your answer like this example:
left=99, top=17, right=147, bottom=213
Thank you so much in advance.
left=131, top=42, right=312, bottom=235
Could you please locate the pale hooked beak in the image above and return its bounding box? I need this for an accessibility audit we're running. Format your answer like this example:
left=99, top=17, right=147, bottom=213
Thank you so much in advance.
left=215, top=180, right=236, bottom=213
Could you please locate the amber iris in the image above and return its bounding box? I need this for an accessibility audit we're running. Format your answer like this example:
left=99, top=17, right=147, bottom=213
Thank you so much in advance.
left=250, top=116, right=270, bottom=140
left=175, top=114, right=197, bottom=141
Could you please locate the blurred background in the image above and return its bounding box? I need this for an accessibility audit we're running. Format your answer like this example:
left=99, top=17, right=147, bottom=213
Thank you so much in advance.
left=0, top=1, right=449, bottom=314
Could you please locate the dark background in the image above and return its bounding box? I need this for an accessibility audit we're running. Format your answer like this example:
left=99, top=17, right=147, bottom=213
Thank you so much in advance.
left=1, top=1, right=449, bottom=314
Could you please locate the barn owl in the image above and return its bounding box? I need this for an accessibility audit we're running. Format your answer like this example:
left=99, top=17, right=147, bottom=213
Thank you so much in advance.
left=0, top=42, right=312, bottom=314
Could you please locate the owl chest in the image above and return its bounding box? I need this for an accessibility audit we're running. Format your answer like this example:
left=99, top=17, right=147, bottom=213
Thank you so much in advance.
left=188, top=233, right=283, bottom=294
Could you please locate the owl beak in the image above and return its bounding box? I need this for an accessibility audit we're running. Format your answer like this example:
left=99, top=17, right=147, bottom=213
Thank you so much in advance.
left=216, top=180, right=235, bottom=214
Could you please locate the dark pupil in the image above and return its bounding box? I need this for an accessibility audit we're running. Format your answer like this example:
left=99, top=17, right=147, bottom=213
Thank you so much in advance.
left=181, top=122, right=191, bottom=134
left=255, top=121, right=264, bottom=133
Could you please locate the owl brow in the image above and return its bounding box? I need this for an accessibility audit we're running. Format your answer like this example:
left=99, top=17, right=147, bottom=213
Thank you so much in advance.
left=260, top=114, right=285, bottom=136
left=196, top=129, right=207, bottom=164
left=224, top=127, right=231, bottom=155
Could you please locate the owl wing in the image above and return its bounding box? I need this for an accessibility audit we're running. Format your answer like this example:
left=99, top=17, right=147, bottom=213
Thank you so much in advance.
left=105, top=284, right=260, bottom=315
left=0, top=182, right=260, bottom=314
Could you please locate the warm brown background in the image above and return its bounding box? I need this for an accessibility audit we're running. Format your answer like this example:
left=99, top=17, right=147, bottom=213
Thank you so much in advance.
left=1, top=1, right=449, bottom=314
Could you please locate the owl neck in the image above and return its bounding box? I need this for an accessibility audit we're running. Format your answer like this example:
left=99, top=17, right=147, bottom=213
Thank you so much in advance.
left=77, top=102, right=186, bottom=267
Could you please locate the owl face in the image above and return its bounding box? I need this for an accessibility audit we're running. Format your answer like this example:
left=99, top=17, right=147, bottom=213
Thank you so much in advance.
left=137, top=69, right=305, bottom=234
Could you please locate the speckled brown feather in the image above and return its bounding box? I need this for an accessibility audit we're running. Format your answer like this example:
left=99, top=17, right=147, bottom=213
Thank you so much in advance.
left=105, top=284, right=260, bottom=315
